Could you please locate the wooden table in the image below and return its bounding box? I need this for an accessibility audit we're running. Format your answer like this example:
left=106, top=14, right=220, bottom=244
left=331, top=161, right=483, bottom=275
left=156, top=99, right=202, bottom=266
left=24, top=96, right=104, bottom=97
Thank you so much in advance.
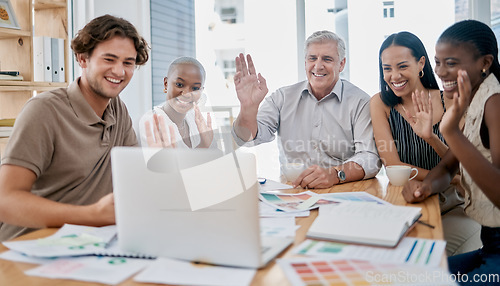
left=0, top=175, right=444, bottom=286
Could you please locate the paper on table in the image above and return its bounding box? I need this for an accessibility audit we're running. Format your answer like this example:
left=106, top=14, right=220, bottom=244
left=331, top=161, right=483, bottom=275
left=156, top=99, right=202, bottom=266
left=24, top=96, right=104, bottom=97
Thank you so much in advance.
left=134, top=257, right=256, bottom=286
left=260, top=217, right=298, bottom=238
left=277, top=257, right=457, bottom=286
left=25, top=256, right=151, bottom=285
left=0, top=250, right=56, bottom=265
left=37, top=233, right=104, bottom=247
left=319, top=191, right=391, bottom=205
left=259, top=191, right=341, bottom=212
left=259, top=201, right=310, bottom=217
left=258, top=179, right=293, bottom=192
left=3, top=224, right=117, bottom=258
left=294, top=237, right=446, bottom=267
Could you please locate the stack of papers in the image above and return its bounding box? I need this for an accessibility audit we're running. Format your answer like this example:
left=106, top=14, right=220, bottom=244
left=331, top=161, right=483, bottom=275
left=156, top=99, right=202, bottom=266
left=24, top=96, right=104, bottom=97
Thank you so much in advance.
left=1, top=225, right=151, bottom=285
left=258, top=179, right=293, bottom=192
left=0, top=224, right=260, bottom=285
left=271, top=194, right=450, bottom=286
left=258, top=191, right=390, bottom=216
left=259, top=190, right=340, bottom=213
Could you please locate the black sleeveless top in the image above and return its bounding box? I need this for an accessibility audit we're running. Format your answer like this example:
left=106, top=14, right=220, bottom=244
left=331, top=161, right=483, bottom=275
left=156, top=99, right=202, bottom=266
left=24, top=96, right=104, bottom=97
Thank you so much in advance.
left=388, top=91, right=446, bottom=170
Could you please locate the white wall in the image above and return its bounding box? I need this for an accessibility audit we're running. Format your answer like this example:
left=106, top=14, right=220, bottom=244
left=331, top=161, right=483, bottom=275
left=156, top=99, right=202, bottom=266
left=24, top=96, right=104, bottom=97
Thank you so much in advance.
left=72, top=0, right=152, bottom=132
left=348, top=0, right=455, bottom=96
left=305, top=0, right=336, bottom=37
left=244, top=0, right=300, bottom=93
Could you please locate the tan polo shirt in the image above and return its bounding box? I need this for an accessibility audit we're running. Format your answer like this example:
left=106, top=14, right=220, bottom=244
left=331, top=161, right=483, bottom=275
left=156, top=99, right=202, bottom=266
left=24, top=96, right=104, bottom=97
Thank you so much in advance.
left=0, top=78, right=138, bottom=241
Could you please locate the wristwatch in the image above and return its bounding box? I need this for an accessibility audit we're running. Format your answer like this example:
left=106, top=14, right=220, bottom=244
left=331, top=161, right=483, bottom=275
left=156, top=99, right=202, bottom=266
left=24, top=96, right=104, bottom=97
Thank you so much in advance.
left=335, top=167, right=346, bottom=183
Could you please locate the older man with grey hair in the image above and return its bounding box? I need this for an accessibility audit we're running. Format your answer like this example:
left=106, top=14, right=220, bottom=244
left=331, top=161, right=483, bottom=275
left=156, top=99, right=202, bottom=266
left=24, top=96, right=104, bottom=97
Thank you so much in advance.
left=232, top=30, right=380, bottom=188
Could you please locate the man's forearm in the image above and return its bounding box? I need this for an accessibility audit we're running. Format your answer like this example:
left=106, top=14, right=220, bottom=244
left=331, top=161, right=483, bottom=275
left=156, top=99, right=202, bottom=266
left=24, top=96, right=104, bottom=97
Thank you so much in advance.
left=233, top=108, right=259, bottom=142
left=0, top=190, right=112, bottom=229
left=332, top=161, right=365, bottom=183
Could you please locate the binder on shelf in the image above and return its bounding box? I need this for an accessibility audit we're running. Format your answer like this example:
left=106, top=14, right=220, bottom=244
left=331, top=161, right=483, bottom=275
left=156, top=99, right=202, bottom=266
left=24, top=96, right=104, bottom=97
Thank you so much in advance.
left=51, top=38, right=65, bottom=83
left=56, top=38, right=65, bottom=83
left=33, top=36, right=52, bottom=82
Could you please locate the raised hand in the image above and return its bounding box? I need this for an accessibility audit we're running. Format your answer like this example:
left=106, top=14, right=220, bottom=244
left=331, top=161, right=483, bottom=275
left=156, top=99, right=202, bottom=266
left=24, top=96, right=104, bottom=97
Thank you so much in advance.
left=234, top=53, right=269, bottom=111
left=194, top=104, right=213, bottom=148
left=144, top=113, right=177, bottom=148
left=407, top=90, right=433, bottom=140
left=440, top=70, right=472, bottom=136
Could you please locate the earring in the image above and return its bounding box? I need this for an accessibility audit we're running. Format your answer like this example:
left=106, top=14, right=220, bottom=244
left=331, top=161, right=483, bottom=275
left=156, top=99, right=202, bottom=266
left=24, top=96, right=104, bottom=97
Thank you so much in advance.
left=419, top=70, right=424, bottom=78
left=385, top=85, right=389, bottom=92
left=481, top=69, right=487, bottom=78
left=163, top=88, right=167, bottom=93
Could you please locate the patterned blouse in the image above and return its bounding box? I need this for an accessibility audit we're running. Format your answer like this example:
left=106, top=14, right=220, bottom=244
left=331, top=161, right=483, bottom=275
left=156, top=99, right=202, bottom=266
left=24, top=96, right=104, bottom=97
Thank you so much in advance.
left=388, top=92, right=445, bottom=170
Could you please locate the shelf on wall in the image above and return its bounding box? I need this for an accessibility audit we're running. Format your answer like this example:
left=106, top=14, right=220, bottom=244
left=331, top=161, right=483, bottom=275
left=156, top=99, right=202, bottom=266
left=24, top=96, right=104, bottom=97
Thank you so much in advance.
left=0, top=28, right=31, bottom=39
left=34, top=1, right=67, bottom=10
left=0, top=81, right=68, bottom=91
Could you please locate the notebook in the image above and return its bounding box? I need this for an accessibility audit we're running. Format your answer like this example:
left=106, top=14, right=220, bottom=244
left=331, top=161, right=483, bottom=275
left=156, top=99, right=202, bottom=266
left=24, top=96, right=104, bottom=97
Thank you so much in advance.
left=111, top=147, right=293, bottom=268
left=307, top=201, right=422, bottom=247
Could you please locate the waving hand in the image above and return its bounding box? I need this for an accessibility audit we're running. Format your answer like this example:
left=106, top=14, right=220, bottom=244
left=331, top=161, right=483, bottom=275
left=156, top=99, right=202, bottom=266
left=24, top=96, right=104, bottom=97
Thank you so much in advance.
left=234, top=53, right=268, bottom=110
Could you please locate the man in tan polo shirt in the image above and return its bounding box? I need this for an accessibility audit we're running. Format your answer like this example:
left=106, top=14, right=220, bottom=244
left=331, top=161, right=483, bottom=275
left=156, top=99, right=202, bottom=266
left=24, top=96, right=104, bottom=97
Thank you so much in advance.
left=0, top=15, right=149, bottom=241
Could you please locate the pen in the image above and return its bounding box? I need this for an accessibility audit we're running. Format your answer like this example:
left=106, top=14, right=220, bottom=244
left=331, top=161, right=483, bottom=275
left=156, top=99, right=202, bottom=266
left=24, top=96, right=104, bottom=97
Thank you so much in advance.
left=417, top=220, right=435, bottom=229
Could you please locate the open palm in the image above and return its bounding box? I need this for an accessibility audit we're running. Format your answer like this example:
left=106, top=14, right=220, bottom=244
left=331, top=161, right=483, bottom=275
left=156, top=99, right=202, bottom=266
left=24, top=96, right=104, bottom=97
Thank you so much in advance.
left=408, top=90, right=433, bottom=140
left=234, top=54, right=268, bottom=109
left=194, top=105, right=214, bottom=148
left=440, top=70, right=472, bottom=135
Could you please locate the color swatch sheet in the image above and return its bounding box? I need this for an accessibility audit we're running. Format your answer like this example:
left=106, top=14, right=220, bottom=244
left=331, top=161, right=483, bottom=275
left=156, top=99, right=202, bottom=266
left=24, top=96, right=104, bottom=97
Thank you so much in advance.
left=294, top=238, right=446, bottom=267
left=319, top=192, right=390, bottom=205
left=259, top=191, right=339, bottom=212
left=259, top=191, right=390, bottom=213
left=278, top=258, right=457, bottom=286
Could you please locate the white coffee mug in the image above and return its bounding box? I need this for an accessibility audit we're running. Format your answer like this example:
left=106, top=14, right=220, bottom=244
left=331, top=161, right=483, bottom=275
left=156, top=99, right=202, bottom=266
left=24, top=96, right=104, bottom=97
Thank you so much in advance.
left=386, top=165, right=418, bottom=186
left=282, top=162, right=306, bottom=182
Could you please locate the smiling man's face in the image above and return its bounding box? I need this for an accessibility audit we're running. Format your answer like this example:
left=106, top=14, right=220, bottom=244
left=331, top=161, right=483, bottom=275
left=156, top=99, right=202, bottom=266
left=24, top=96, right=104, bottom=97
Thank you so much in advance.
left=78, top=36, right=137, bottom=101
left=305, top=40, right=345, bottom=100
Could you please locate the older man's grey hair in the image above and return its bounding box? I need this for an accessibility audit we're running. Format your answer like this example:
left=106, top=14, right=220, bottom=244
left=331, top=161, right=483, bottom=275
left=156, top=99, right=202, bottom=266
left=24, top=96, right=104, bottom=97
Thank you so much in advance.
left=167, top=56, right=206, bottom=84
left=304, top=30, right=346, bottom=61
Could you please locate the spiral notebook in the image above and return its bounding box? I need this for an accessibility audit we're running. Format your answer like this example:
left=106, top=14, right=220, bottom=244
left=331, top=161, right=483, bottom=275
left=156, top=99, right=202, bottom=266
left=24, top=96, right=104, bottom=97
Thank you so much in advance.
left=96, top=236, right=156, bottom=259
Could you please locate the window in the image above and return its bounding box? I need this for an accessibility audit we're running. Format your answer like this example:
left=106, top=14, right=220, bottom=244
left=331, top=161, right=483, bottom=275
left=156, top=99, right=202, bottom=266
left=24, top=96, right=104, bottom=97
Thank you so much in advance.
left=220, top=7, right=237, bottom=24
left=150, top=0, right=195, bottom=107
left=383, top=1, right=395, bottom=18
left=222, top=60, right=236, bottom=80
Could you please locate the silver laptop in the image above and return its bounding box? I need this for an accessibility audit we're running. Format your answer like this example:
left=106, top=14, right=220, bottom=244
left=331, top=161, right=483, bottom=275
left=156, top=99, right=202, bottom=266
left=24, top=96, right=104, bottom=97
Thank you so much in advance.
left=111, top=147, right=293, bottom=268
